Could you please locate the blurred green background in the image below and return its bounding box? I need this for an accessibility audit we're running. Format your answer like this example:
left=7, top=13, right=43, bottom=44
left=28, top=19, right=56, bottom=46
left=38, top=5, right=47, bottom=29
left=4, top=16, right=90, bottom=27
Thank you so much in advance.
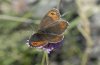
left=0, top=0, right=100, bottom=65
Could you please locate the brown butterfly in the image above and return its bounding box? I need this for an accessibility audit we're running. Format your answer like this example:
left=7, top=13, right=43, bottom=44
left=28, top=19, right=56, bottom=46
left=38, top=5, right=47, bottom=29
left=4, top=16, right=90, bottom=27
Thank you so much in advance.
left=27, top=8, right=69, bottom=47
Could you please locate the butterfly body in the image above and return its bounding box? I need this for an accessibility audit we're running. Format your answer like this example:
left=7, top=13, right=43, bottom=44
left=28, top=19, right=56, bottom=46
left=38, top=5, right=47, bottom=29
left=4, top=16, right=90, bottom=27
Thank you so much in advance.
left=28, top=8, right=69, bottom=47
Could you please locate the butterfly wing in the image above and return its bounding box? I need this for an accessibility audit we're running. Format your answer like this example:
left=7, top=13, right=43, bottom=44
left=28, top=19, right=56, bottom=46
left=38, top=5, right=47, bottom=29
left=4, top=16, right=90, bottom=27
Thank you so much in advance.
left=43, top=34, right=64, bottom=43
left=29, top=33, right=63, bottom=47
left=39, top=8, right=61, bottom=30
left=29, top=33, right=48, bottom=47
left=39, top=19, right=69, bottom=35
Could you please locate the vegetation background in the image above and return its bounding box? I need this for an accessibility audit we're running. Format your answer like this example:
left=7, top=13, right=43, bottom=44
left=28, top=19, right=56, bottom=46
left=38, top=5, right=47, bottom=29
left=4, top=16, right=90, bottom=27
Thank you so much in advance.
left=0, top=0, right=100, bottom=65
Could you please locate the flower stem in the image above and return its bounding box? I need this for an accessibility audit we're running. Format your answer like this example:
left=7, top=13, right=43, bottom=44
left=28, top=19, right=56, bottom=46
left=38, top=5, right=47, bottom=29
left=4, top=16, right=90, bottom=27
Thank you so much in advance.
left=41, top=51, right=46, bottom=65
left=45, top=51, right=49, bottom=65
left=41, top=51, right=49, bottom=65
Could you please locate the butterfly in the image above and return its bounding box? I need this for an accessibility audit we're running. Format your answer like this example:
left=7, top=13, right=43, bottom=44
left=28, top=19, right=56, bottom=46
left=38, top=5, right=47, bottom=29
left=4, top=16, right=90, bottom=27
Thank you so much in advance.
left=27, top=8, right=69, bottom=47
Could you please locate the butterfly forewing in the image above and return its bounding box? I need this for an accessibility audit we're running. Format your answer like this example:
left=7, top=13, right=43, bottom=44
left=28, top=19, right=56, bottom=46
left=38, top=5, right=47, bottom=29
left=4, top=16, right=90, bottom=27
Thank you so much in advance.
left=39, top=8, right=60, bottom=30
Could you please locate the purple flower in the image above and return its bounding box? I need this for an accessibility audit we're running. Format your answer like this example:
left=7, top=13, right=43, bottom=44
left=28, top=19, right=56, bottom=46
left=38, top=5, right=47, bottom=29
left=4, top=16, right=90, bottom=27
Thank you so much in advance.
left=42, top=40, right=63, bottom=53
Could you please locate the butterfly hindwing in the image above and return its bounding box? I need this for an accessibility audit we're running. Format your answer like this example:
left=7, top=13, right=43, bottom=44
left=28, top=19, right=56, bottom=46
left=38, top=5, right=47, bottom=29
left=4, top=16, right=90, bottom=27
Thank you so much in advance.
left=39, top=19, right=69, bottom=35
left=29, top=33, right=64, bottom=47
left=29, top=33, right=48, bottom=47
left=43, top=34, right=64, bottom=43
